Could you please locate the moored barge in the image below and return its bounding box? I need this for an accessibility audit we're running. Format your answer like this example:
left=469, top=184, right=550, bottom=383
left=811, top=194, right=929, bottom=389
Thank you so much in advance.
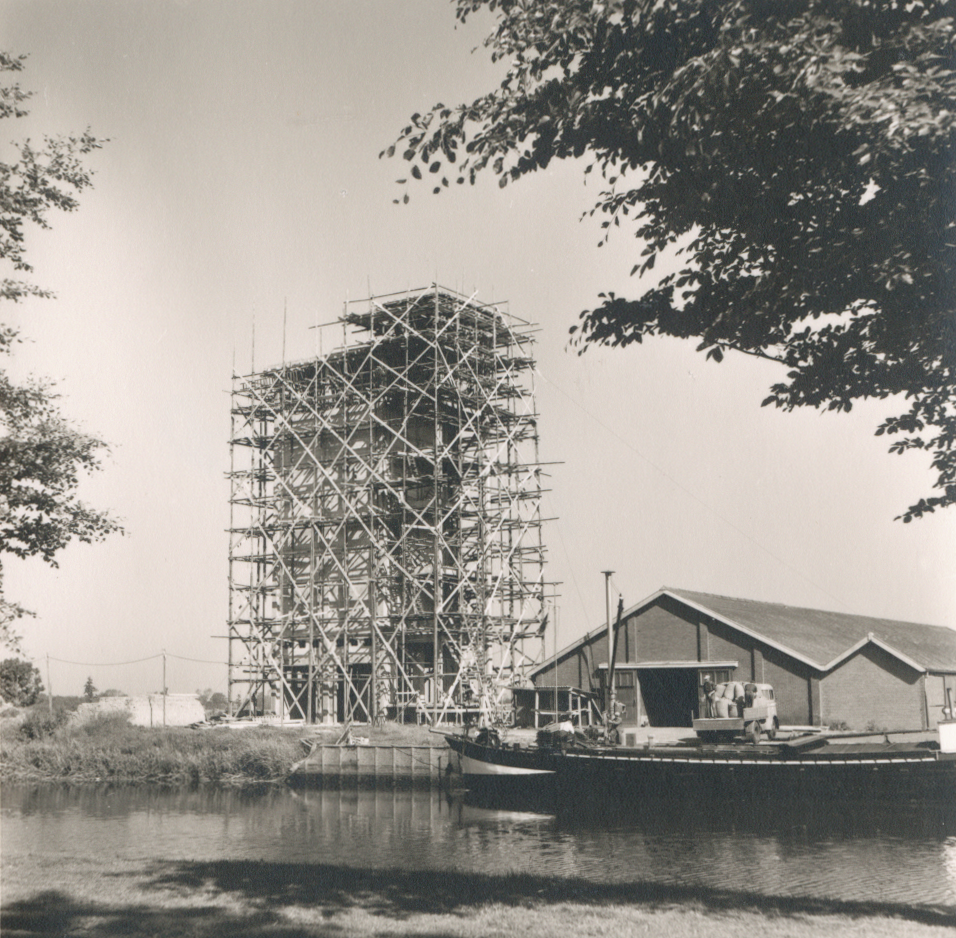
left=444, top=725, right=956, bottom=807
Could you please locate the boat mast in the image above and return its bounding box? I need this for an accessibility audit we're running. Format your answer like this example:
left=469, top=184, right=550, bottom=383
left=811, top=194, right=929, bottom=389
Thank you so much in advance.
left=602, top=571, right=615, bottom=727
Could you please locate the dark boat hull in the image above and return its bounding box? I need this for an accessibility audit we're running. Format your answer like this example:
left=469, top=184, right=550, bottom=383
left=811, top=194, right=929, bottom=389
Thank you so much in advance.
left=444, top=734, right=956, bottom=808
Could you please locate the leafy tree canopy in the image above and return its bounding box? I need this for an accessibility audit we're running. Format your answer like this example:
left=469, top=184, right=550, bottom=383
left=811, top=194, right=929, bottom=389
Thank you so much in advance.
left=198, top=688, right=229, bottom=712
left=0, top=53, right=102, bottom=310
left=0, top=656, right=43, bottom=706
left=0, top=370, right=121, bottom=565
left=386, top=0, right=956, bottom=521
left=0, top=52, right=121, bottom=648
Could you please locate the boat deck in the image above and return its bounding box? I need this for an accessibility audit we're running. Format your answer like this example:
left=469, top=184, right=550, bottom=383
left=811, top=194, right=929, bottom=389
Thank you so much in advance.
left=501, top=725, right=942, bottom=751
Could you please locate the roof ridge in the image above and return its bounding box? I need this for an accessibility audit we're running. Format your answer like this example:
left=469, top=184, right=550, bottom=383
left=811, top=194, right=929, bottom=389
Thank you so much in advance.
left=664, top=586, right=950, bottom=632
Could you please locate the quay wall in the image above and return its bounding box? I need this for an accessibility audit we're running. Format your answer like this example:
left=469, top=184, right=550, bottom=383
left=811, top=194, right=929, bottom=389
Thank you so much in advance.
left=290, top=745, right=451, bottom=786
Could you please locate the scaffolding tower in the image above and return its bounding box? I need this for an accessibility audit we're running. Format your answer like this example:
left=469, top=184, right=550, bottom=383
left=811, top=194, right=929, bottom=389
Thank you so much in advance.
left=228, top=286, right=552, bottom=724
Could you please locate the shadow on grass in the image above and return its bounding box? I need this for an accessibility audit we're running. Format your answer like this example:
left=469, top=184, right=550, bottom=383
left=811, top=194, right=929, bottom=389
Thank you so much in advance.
left=3, top=861, right=955, bottom=938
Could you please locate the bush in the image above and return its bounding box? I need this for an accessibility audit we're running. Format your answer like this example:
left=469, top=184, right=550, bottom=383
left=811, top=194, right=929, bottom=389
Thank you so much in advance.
left=0, top=658, right=43, bottom=707
left=73, top=710, right=134, bottom=740
left=197, top=689, right=229, bottom=713
left=2, top=720, right=307, bottom=783
left=17, top=708, right=68, bottom=740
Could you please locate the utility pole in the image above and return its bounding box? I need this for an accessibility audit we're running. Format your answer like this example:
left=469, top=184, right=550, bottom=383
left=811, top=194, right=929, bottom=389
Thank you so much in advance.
left=162, top=649, right=167, bottom=728
left=602, top=571, right=616, bottom=722
left=46, top=654, right=52, bottom=716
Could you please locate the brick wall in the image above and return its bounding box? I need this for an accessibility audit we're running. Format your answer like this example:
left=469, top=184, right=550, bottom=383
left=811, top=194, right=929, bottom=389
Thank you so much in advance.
left=822, top=645, right=924, bottom=731
left=635, top=598, right=697, bottom=659
left=706, top=618, right=750, bottom=667
left=762, top=648, right=812, bottom=725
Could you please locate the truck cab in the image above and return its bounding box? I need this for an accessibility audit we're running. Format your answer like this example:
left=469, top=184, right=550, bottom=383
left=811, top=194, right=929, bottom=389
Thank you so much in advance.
left=693, top=681, right=779, bottom=743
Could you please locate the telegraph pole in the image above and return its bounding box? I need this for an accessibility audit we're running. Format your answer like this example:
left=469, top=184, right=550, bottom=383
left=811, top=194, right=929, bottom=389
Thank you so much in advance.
left=162, top=649, right=167, bottom=728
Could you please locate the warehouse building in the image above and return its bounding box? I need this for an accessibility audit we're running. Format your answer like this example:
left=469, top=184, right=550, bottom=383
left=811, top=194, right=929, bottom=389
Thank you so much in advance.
left=531, top=588, right=956, bottom=734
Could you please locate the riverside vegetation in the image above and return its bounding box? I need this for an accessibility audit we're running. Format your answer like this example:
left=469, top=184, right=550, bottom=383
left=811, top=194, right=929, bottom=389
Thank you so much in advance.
left=0, top=705, right=438, bottom=784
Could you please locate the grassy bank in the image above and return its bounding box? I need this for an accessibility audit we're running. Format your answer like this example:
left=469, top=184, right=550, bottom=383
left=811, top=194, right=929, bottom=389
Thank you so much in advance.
left=3, top=854, right=953, bottom=938
left=0, top=711, right=440, bottom=784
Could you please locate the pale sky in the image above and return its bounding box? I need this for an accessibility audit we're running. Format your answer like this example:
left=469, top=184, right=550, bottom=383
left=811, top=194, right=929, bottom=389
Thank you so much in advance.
left=4, top=0, right=954, bottom=697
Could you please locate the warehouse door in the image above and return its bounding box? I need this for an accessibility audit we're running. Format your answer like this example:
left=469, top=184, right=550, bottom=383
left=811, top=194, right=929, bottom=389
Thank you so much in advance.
left=638, top=668, right=700, bottom=727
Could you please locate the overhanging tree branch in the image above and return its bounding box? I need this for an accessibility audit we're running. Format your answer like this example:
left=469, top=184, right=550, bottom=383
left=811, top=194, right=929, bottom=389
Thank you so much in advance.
left=385, top=0, right=956, bottom=521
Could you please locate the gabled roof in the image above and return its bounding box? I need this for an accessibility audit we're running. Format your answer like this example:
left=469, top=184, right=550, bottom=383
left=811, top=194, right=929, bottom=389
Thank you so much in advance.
left=667, top=588, right=956, bottom=672
left=533, top=587, right=956, bottom=676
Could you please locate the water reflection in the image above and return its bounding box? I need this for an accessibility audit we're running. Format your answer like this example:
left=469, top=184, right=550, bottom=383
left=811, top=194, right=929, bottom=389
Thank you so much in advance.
left=458, top=783, right=956, bottom=840
left=455, top=786, right=956, bottom=907
left=3, top=782, right=954, bottom=909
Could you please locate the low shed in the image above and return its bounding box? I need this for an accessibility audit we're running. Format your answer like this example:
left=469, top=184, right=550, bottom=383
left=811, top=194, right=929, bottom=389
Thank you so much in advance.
left=532, top=588, right=956, bottom=733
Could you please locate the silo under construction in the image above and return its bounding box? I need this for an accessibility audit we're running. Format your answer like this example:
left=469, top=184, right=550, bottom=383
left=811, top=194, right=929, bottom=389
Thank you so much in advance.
left=228, top=286, right=552, bottom=725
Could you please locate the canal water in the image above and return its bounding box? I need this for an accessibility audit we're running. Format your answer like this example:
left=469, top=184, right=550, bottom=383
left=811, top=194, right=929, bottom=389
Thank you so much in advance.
left=3, top=782, right=955, bottom=910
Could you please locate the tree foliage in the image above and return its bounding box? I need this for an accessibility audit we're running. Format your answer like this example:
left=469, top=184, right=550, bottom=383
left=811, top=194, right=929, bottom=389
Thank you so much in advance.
left=386, top=0, right=956, bottom=521
left=0, top=52, right=121, bottom=648
left=0, top=656, right=43, bottom=706
left=198, top=688, right=228, bottom=712
left=1, top=52, right=102, bottom=309
left=0, top=369, right=121, bottom=565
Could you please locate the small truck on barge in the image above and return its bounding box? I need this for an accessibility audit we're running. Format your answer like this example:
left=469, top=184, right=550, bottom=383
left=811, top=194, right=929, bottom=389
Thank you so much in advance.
left=693, top=681, right=779, bottom=743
